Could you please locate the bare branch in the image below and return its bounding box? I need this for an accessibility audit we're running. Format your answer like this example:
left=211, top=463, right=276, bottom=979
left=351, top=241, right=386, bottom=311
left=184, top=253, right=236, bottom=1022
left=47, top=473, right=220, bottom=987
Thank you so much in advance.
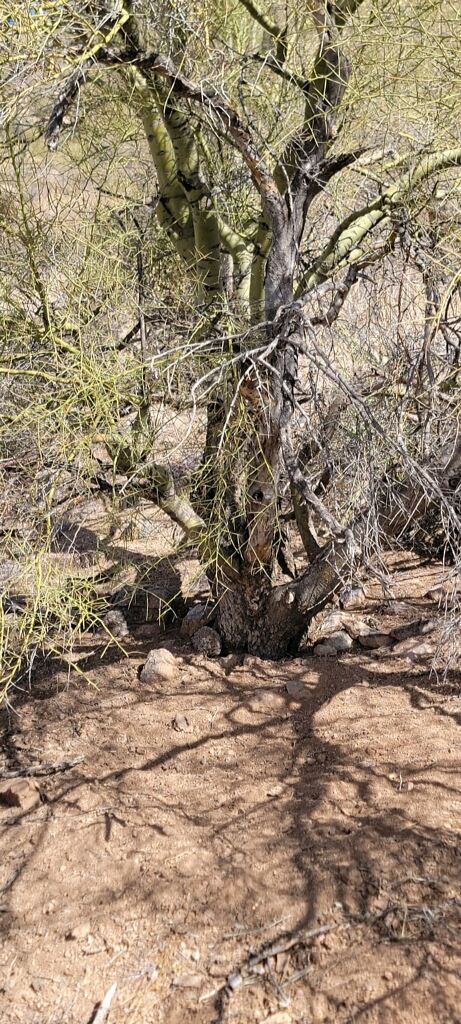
left=299, top=148, right=461, bottom=294
left=98, top=47, right=287, bottom=237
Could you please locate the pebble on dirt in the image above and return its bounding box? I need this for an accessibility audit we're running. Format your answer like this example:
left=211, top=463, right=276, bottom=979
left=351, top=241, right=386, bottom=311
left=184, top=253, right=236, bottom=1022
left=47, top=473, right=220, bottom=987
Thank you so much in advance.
left=0, top=778, right=41, bottom=811
left=140, top=647, right=179, bottom=684
left=192, top=626, right=222, bottom=657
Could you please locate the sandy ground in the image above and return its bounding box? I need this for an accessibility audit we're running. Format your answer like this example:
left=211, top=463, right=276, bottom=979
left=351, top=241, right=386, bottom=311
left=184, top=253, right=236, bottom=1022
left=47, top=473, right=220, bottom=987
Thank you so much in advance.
left=0, top=556, right=460, bottom=1024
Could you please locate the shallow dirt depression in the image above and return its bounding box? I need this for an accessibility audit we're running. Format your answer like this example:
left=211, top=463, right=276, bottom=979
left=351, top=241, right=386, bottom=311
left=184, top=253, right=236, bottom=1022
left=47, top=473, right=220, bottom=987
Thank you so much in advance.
left=0, top=562, right=460, bottom=1024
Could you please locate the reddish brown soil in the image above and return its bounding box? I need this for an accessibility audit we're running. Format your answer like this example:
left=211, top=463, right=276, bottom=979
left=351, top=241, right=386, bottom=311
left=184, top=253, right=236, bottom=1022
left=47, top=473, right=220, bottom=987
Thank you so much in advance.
left=1, top=556, right=460, bottom=1024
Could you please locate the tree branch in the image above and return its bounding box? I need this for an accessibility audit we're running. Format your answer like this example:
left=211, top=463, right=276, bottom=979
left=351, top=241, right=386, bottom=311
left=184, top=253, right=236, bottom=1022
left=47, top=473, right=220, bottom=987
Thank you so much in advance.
left=298, top=147, right=461, bottom=294
left=96, top=47, right=287, bottom=239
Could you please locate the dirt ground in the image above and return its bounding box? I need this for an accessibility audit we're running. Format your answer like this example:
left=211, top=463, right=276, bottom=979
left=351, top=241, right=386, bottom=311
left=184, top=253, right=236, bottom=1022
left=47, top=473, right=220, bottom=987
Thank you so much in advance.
left=1, top=555, right=460, bottom=1024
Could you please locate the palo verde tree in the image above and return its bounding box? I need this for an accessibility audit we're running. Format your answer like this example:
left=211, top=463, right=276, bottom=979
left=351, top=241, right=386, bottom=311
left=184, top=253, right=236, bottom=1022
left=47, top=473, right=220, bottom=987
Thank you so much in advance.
left=2, top=0, right=461, bottom=656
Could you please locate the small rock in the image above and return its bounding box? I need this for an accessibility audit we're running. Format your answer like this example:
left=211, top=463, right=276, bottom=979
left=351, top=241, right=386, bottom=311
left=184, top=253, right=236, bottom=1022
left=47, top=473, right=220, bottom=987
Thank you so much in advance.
left=172, top=713, right=191, bottom=733
left=103, top=609, right=129, bottom=638
left=0, top=778, right=41, bottom=812
left=358, top=632, right=393, bottom=649
left=267, top=783, right=284, bottom=797
left=192, top=626, right=221, bottom=657
left=340, top=586, right=366, bottom=610
left=263, top=1013, right=292, bottom=1024
left=314, top=642, right=337, bottom=657
left=420, top=619, right=437, bottom=635
left=327, top=631, right=353, bottom=651
left=404, top=781, right=414, bottom=792
left=140, top=647, right=179, bottom=685
left=383, top=970, right=393, bottom=981
left=180, top=604, right=213, bottom=637
left=173, top=973, right=203, bottom=988
left=66, top=921, right=91, bottom=941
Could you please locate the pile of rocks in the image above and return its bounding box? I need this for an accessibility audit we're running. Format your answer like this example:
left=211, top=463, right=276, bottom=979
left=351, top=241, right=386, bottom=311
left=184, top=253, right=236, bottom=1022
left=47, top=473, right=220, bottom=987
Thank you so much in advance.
left=310, top=587, right=437, bottom=661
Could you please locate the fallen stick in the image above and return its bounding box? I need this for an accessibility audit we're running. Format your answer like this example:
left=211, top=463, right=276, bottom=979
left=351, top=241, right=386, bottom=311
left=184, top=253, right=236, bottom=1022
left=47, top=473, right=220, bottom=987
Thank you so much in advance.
left=89, top=982, right=117, bottom=1024
left=0, top=756, right=84, bottom=779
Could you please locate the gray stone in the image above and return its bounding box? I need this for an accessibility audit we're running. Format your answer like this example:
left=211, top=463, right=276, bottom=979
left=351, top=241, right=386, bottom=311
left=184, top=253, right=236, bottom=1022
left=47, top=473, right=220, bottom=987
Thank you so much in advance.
left=192, top=626, right=221, bottom=657
left=140, top=647, right=179, bottom=685
left=285, top=679, right=308, bottom=699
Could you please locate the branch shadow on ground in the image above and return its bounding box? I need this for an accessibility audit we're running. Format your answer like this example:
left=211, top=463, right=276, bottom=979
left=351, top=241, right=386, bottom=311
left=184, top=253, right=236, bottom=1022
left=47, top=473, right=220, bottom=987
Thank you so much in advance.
left=0, top=631, right=460, bottom=1021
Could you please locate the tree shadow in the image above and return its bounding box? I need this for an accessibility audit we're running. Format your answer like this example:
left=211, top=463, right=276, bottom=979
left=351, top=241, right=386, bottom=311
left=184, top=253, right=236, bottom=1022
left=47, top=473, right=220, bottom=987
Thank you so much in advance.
left=0, top=633, right=460, bottom=1020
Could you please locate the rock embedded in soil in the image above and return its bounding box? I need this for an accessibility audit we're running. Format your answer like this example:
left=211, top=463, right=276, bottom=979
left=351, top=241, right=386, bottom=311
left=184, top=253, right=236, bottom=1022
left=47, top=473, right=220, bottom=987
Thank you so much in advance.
left=140, top=647, right=179, bottom=684
left=192, top=626, right=221, bottom=657
left=0, top=778, right=41, bottom=812
left=286, top=679, right=308, bottom=699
